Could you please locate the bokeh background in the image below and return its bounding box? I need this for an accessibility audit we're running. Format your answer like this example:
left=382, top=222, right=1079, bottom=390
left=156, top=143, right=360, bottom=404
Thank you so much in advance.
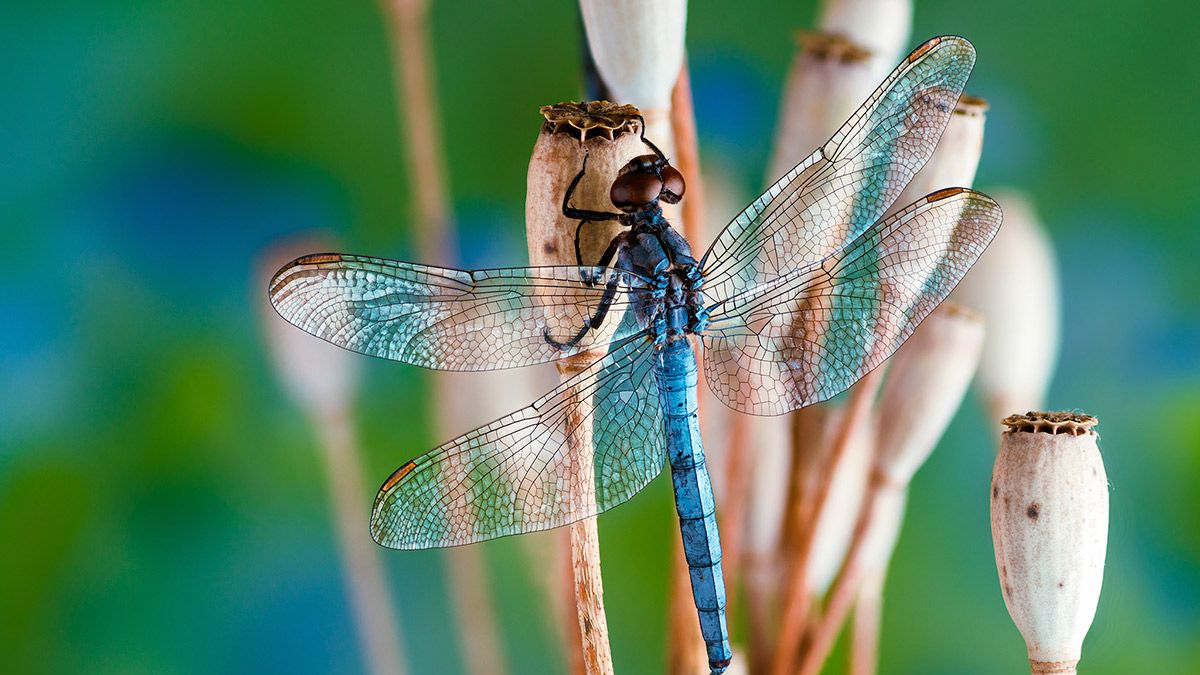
left=2, top=0, right=1197, bottom=673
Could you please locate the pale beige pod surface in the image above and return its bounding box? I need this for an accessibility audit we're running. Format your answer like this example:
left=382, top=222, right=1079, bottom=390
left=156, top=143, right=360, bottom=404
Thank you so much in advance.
left=991, top=412, right=1108, bottom=675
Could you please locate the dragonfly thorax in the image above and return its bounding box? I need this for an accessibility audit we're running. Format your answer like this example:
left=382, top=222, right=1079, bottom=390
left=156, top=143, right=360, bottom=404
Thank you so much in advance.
left=635, top=263, right=705, bottom=346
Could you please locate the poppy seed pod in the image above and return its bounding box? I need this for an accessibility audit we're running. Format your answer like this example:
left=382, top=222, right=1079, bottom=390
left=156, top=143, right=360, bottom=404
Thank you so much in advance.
left=527, top=101, right=646, bottom=267
left=887, top=94, right=987, bottom=219
left=991, top=412, right=1108, bottom=675
left=768, top=32, right=875, bottom=181
left=817, top=0, right=912, bottom=85
left=952, top=191, right=1059, bottom=421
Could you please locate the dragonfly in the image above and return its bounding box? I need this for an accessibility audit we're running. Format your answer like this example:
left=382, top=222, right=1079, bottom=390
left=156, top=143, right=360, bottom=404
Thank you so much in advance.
left=269, top=36, right=1000, bottom=674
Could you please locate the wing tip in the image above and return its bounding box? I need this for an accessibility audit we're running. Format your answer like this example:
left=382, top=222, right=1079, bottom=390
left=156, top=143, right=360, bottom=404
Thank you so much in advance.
left=379, top=460, right=418, bottom=494
left=267, top=252, right=346, bottom=297
left=906, top=35, right=976, bottom=64
left=296, top=253, right=344, bottom=265
left=370, top=461, right=418, bottom=549
left=925, top=186, right=970, bottom=202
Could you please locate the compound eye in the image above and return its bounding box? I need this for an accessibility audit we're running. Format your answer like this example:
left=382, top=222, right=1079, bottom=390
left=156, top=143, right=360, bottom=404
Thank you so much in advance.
left=620, top=154, right=659, bottom=175
left=659, top=165, right=686, bottom=204
left=610, top=171, right=663, bottom=211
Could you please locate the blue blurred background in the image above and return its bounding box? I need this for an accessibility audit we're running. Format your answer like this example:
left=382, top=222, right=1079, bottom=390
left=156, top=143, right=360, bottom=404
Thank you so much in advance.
left=2, top=0, right=1197, bottom=673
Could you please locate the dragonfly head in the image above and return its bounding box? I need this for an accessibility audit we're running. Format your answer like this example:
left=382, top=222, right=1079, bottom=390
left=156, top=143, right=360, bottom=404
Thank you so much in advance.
left=610, top=154, right=686, bottom=212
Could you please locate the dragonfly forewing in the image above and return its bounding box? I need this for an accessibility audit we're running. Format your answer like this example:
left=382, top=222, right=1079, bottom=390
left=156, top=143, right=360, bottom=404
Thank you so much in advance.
left=269, top=253, right=651, bottom=371
left=700, top=36, right=976, bottom=304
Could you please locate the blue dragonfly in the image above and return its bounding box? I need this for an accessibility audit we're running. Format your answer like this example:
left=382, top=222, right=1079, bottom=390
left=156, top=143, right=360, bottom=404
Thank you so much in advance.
left=270, top=36, right=1000, bottom=674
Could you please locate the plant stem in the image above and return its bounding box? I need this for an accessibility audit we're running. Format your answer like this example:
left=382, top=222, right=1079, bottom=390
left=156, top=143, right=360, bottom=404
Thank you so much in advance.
left=317, top=410, right=408, bottom=675
left=378, top=2, right=507, bottom=674
left=850, top=569, right=883, bottom=675
left=771, top=368, right=883, bottom=675
left=380, top=0, right=452, bottom=261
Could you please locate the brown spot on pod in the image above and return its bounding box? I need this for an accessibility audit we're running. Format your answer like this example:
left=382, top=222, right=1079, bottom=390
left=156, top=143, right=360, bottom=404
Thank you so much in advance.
left=1027, top=503, right=1040, bottom=520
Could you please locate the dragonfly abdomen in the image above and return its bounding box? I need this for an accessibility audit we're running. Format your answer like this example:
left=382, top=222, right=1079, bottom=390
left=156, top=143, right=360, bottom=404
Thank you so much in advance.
left=656, top=337, right=733, bottom=674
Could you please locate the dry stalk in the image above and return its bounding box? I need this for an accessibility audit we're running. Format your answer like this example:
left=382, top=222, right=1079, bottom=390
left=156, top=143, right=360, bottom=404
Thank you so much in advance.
left=377, top=2, right=508, bottom=673
left=735, top=33, right=879, bottom=671
left=840, top=93, right=987, bottom=671
left=316, top=415, right=410, bottom=675
left=849, top=569, right=884, bottom=675
left=770, top=367, right=884, bottom=675
left=559, top=351, right=617, bottom=675
left=526, top=102, right=649, bottom=675
left=670, top=61, right=705, bottom=247
left=797, top=303, right=985, bottom=675
left=379, top=0, right=451, bottom=261
left=258, top=240, right=408, bottom=675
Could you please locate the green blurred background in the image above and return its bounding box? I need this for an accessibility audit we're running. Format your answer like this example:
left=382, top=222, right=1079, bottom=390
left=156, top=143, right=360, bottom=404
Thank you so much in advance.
left=2, top=0, right=1197, bottom=673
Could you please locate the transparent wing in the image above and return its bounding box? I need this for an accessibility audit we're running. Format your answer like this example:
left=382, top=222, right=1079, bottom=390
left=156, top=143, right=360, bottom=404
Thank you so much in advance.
left=701, top=188, right=1002, bottom=416
left=700, top=36, right=976, bottom=303
left=269, top=253, right=650, bottom=371
left=370, top=332, right=667, bottom=549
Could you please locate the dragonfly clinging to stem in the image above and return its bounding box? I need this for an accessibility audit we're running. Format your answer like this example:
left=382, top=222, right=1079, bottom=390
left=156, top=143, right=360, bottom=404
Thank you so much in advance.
left=269, top=36, right=1001, bottom=674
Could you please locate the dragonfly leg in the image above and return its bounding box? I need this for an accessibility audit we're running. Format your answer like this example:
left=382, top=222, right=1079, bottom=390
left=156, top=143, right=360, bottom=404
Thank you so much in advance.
left=561, top=154, right=623, bottom=223
left=576, top=225, right=622, bottom=287
left=636, top=114, right=669, bottom=163
left=543, top=267, right=622, bottom=351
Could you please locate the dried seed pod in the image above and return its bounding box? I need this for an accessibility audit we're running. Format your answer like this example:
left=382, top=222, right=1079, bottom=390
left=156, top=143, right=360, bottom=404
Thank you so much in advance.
left=760, top=29, right=876, bottom=610
left=527, top=101, right=646, bottom=267
left=991, top=412, right=1108, bottom=675
left=816, top=0, right=912, bottom=85
left=768, top=32, right=876, bottom=181
left=887, top=94, right=988, bottom=218
left=579, top=0, right=686, bottom=152
left=874, top=302, right=985, bottom=485
left=952, top=190, right=1059, bottom=422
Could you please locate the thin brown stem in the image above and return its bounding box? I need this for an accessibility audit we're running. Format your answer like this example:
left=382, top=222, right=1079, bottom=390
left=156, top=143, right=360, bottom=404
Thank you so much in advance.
left=558, top=353, right=616, bottom=675
left=667, top=544, right=707, bottom=675
left=378, top=2, right=507, bottom=674
left=561, top=527, right=586, bottom=675
left=317, top=411, right=408, bottom=675
left=670, top=61, right=705, bottom=248
left=771, top=368, right=884, bottom=675
left=380, top=0, right=452, bottom=263
left=850, top=570, right=884, bottom=675
left=797, top=479, right=882, bottom=675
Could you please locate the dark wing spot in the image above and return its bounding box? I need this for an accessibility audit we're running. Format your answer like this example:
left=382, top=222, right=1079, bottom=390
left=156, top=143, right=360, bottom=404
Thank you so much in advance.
left=1027, top=503, right=1040, bottom=520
